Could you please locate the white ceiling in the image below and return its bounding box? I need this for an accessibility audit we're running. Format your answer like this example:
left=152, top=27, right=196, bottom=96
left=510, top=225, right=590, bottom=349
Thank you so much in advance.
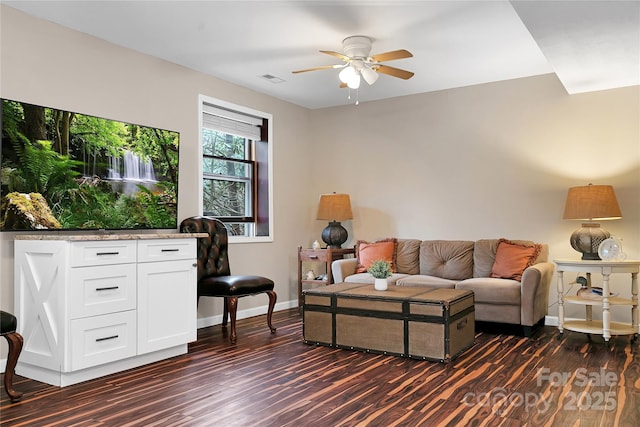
left=4, top=1, right=639, bottom=109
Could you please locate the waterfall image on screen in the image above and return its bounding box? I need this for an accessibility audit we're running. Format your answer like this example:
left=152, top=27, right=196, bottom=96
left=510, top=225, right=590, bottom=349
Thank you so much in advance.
left=0, top=99, right=179, bottom=231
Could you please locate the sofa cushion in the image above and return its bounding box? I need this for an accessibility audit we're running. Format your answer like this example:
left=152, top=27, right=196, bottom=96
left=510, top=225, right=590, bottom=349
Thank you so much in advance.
left=396, top=239, right=422, bottom=275
left=490, top=239, right=541, bottom=281
left=420, top=240, right=474, bottom=280
left=345, top=273, right=409, bottom=285
left=456, top=278, right=521, bottom=305
left=473, top=239, right=500, bottom=278
left=355, top=239, right=398, bottom=273
left=396, top=275, right=457, bottom=289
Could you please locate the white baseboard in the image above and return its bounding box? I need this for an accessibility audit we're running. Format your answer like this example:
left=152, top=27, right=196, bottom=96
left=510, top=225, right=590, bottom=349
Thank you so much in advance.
left=196, top=299, right=297, bottom=329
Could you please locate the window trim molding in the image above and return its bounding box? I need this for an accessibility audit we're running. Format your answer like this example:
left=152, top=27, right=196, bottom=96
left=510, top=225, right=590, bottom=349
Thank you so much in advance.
left=198, top=94, right=273, bottom=243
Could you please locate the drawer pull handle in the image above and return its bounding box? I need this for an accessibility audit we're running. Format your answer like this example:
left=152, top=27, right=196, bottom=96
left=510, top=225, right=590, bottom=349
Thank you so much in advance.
left=96, top=252, right=119, bottom=256
left=457, top=318, right=468, bottom=330
left=96, top=335, right=119, bottom=342
left=161, top=249, right=180, bottom=252
left=96, top=286, right=119, bottom=291
left=309, top=255, right=318, bottom=259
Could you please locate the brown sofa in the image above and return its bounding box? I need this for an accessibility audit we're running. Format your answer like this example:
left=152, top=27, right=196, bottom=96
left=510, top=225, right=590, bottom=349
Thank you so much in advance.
left=331, top=239, right=555, bottom=336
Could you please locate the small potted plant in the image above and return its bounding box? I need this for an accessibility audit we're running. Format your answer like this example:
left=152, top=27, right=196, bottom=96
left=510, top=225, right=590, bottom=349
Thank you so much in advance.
left=368, top=259, right=392, bottom=291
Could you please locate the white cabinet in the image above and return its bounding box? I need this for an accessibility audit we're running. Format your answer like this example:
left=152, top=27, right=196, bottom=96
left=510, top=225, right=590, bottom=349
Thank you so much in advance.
left=14, top=235, right=199, bottom=387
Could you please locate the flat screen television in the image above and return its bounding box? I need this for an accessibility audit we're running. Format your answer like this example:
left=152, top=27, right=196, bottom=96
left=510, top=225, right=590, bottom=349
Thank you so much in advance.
left=0, top=98, right=179, bottom=231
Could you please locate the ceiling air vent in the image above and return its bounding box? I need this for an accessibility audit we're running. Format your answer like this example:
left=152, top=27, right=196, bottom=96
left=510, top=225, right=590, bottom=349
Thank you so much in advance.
left=260, top=74, right=285, bottom=84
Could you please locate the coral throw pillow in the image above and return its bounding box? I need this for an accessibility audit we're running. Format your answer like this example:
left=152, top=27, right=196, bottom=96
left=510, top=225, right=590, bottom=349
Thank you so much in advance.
left=490, top=239, right=541, bottom=281
left=355, top=239, right=398, bottom=274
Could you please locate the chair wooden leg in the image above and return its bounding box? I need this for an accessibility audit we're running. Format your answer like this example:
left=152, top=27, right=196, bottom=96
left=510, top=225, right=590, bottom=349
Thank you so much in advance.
left=267, top=290, right=277, bottom=334
left=222, top=298, right=229, bottom=327
left=227, top=297, right=238, bottom=343
left=3, top=331, right=24, bottom=402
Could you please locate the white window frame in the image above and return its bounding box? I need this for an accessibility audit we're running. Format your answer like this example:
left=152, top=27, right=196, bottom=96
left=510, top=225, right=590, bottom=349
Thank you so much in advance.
left=198, top=94, right=273, bottom=243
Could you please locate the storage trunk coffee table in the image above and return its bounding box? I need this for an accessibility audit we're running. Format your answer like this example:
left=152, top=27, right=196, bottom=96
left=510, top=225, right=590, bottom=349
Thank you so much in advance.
left=302, top=283, right=475, bottom=362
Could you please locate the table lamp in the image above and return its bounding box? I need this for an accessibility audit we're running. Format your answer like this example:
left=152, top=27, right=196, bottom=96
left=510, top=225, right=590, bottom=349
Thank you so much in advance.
left=316, top=193, right=353, bottom=248
left=562, top=184, right=622, bottom=260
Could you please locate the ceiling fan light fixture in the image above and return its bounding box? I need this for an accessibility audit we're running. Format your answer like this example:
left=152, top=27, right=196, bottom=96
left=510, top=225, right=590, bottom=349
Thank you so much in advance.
left=291, top=35, right=413, bottom=104
left=361, top=67, right=378, bottom=85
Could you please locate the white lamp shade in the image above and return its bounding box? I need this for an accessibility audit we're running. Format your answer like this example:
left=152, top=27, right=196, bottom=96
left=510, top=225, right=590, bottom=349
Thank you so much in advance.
left=361, top=67, right=379, bottom=85
left=339, top=65, right=357, bottom=84
left=347, top=74, right=361, bottom=89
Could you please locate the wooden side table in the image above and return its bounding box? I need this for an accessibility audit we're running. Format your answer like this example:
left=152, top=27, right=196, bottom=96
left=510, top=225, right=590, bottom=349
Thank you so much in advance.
left=298, top=246, right=355, bottom=309
left=555, top=259, right=639, bottom=342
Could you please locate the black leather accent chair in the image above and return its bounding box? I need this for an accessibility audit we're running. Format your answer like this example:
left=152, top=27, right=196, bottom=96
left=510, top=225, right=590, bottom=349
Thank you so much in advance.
left=1, top=310, right=23, bottom=402
left=180, top=216, right=276, bottom=343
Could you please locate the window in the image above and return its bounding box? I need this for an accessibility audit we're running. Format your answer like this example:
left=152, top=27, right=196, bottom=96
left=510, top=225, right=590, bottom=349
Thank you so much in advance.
left=199, top=95, right=273, bottom=242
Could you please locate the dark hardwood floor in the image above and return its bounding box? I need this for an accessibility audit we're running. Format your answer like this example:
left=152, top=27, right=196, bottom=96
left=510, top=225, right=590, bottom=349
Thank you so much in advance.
left=1, top=309, right=638, bottom=426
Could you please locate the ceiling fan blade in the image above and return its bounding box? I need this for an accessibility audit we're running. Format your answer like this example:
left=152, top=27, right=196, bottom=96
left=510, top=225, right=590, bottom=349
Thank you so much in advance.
left=370, top=49, right=413, bottom=63
left=375, top=64, right=414, bottom=80
left=320, top=50, right=351, bottom=62
left=339, top=82, right=347, bottom=88
left=292, top=64, right=340, bottom=74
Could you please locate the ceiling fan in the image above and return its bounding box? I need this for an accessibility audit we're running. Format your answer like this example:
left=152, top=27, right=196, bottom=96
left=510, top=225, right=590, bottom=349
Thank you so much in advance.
left=292, top=36, right=414, bottom=91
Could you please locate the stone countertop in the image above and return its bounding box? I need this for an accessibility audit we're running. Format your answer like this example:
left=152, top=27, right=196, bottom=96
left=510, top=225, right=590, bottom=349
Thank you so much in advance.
left=14, top=232, right=209, bottom=241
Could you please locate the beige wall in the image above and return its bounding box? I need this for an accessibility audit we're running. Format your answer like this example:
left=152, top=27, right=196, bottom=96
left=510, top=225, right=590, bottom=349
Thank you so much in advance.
left=1, top=3, right=639, bottom=359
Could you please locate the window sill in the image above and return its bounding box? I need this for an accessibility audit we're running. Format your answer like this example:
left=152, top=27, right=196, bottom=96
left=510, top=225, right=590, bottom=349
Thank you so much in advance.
left=229, top=236, right=274, bottom=244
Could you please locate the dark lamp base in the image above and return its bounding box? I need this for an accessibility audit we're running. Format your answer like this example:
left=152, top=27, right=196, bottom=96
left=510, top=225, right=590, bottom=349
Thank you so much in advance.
left=321, top=221, right=348, bottom=249
left=570, top=223, right=609, bottom=261
left=580, top=252, right=601, bottom=261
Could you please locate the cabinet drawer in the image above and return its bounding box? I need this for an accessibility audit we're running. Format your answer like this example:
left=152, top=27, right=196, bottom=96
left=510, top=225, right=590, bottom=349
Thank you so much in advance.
left=70, top=241, right=137, bottom=267
left=69, top=310, right=137, bottom=371
left=69, top=264, right=137, bottom=319
left=300, top=249, right=328, bottom=262
left=137, top=239, right=196, bottom=263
